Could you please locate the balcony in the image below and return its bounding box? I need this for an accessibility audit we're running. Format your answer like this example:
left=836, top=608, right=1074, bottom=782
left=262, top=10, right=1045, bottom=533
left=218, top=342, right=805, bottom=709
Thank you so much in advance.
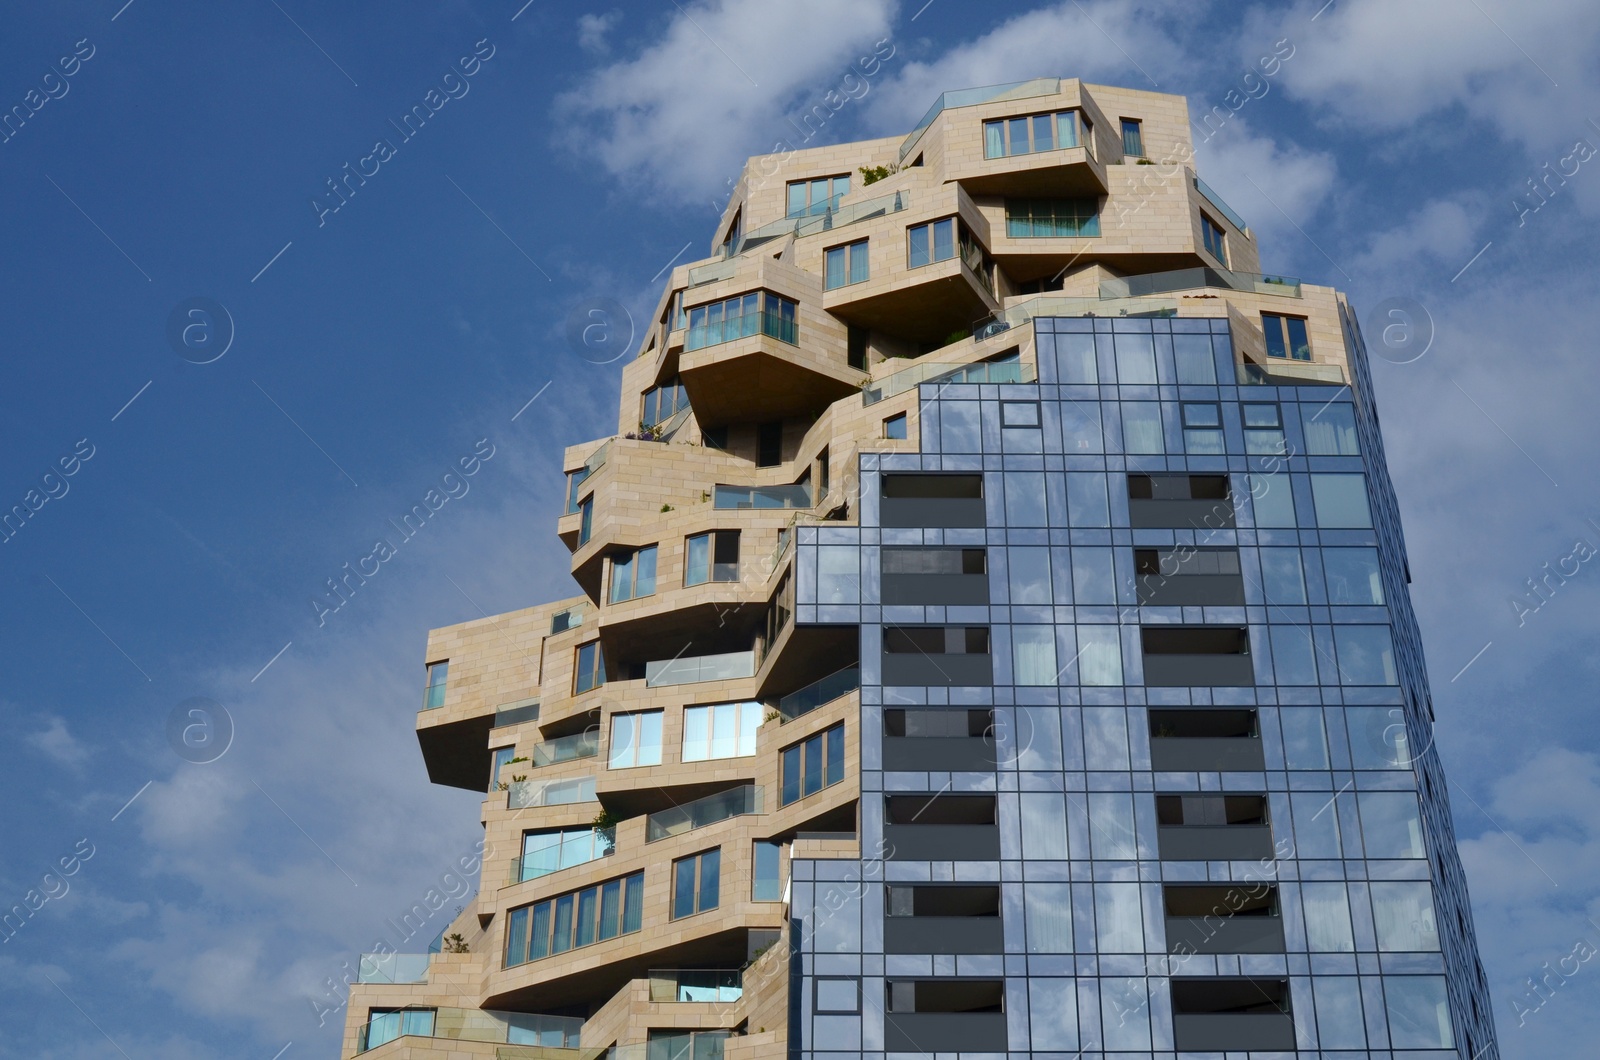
left=514, top=827, right=614, bottom=884
left=532, top=730, right=599, bottom=767
left=1170, top=978, right=1296, bottom=1052
left=1148, top=709, right=1264, bottom=772
left=1164, top=884, right=1284, bottom=954
left=1193, top=176, right=1250, bottom=235
left=1141, top=626, right=1254, bottom=687
left=885, top=884, right=1002, bottom=954
left=880, top=473, right=986, bottom=529
left=884, top=708, right=996, bottom=771
left=684, top=307, right=796, bottom=353
left=733, top=188, right=912, bottom=255
left=774, top=665, right=859, bottom=722
left=645, top=784, right=763, bottom=842
left=646, top=968, right=743, bottom=1003
left=356, top=1007, right=583, bottom=1054
left=356, top=952, right=431, bottom=984
left=899, top=77, right=1062, bottom=163
left=1156, top=794, right=1274, bottom=861
left=883, top=979, right=1008, bottom=1052
left=645, top=649, right=757, bottom=688
left=862, top=351, right=1031, bottom=405
left=508, top=774, right=598, bottom=810
left=712, top=482, right=811, bottom=510
left=884, top=794, right=1000, bottom=860
left=1238, top=359, right=1347, bottom=386
left=1101, top=265, right=1299, bottom=299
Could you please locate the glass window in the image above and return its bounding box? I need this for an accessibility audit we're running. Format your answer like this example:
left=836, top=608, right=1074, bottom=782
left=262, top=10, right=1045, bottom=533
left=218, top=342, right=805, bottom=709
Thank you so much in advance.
left=1002, top=400, right=1041, bottom=427
left=1290, top=791, right=1343, bottom=859
left=1371, top=881, right=1441, bottom=951
left=1113, top=331, right=1156, bottom=382
left=1006, top=198, right=1100, bottom=238
left=608, top=545, right=658, bottom=604
left=1065, top=472, right=1109, bottom=526
left=1242, top=402, right=1285, bottom=455
left=1120, top=117, right=1144, bottom=156
left=817, top=545, right=860, bottom=603
left=1247, top=472, right=1296, bottom=526
left=1100, top=978, right=1150, bottom=1051
left=1280, top=708, right=1330, bottom=769
left=1357, top=791, right=1425, bottom=858
left=520, top=826, right=610, bottom=882
left=1004, top=471, right=1048, bottom=526
left=780, top=723, right=844, bottom=805
left=506, top=871, right=644, bottom=966
left=907, top=217, right=956, bottom=267
left=824, top=239, right=869, bottom=290
left=1028, top=978, right=1079, bottom=1049
left=786, top=174, right=849, bottom=217
left=574, top=641, right=604, bottom=694
left=1304, top=403, right=1359, bottom=455
left=565, top=468, right=590, bottom=515
left=1008, top=547, right=1052, bottom=604
left=1071, top=547, right=1115, bottom=604
left=577, top=495, right=594, bottom=545
left=1173, top=332, right=1217, bottom=384
left=1088, top=792, right=1137, bottom=859
left=1019, top=792, right=1069, bottom=859
left=1201, top=213, right=1227, bottom=265
left=1024, top=882, right=1073, bottom=952
left=1094, top=882, right=1144, bottom=951
left=1263, top=313, right=1311, bottom=360
left=1312, top=978, right=1367, bottom=1049
left=1082, top=707, right=1130, bottom=768
left=424, top=660, right=448, bottom=709
left=1322, top=548, right=1384, bottom=604
left=550, top=607, right=579, bottom=634
left=1347, top=707, right=1411, bottom=770
left=671, top=848, right=721, bottom=918
left=491, top=745, right=515, bottom=789
left=1300, top=881, right=1355, bottom=951
left=1270, top=626, right=1319, bottom=684
left=1260, top=548, right=1307, bottom=604
left=816, top=977, right=859, bottom=1013
left=983, top=109, right=1080, bottom=157
left=1016, top=706, right=1063, bottom=770
left=365, top=1008, right=436, bottom=1049
left=685, top=530, right=739, bottom=586
left=641, top=378, right=688, bottom=429
left=608, top=710, right=663, bottom=768
left=1053, top=331, right=1097, bottom=382
left=1334, top=625, right=1397, bottom=685
left=1077, top=626, right=1123, bottom=685
left=1012, top=625, right=1057, bottom=685
left=684, top=291, right=798, bottom=350
left=883, top=412, right=907, bottom=439
left=753, top=840, right=782, bottom=901
left=682, top=701, right=762, bottom=761
left=1384, top=977, right=1455, bottom=1049
left=1182, top=402, right=1223, bottom=454
left=1121, top=402, right=1164, bottom=453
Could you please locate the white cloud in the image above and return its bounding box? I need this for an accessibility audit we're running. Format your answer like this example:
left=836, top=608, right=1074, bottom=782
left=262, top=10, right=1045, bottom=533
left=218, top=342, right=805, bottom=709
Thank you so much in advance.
left=27, top=715, right=88, bottom=768
left=556, top=0, right=897, bottom=202
left=578, top=11, right=622, bottom=55
left=1349, top=193, right=1487, bottom=280
left=1191, top=116, right=1337, bottom=262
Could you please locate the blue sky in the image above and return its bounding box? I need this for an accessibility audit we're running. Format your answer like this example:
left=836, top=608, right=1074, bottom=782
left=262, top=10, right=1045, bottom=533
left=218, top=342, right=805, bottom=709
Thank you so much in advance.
left=3, top=0, right=1599, bottom=1056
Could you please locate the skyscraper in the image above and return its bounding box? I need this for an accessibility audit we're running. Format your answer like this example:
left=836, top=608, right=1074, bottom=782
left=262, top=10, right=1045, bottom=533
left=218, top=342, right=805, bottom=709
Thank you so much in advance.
left=341, top=78, right=1499, bottom=1059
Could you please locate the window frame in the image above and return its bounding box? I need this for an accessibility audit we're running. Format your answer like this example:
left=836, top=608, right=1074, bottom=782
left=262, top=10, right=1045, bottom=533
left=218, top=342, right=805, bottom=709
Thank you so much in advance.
left=574, top=641, right=604, bottom=695
left=681, top=701, right=763, bottom=762
left=608, top=545, right=658, bottom=604
left=983, top=109, right=1085, bottom=158
left=779, top=722, right=846, bottom=805
left=608, top=709, right=664, bottom=768
left=1201, top=212, right=1228, bottom=266
left=786, top=174, right=850, bottom=218
left=671, top=847, right=722, bottom=919
left=1120, top=117, right=1145, bottom=157
left=1005, top=198, right=1101, bottom=239
left=685, top=529, right=740, bottom=586
left=907, top=217, right=957, bottom=268
left=823, top=238, right=869, bottom=290
left=504, top=870, right=644, bottom=966
left=1180, top=401, right=1224, bottom=454
left=424, top=659, right=449, bottom=709
left=883, top=412, right=908, bottom=439
left=1262, top=312, right=1310, bottom=360
left=641, top=378, right=689, bottom=429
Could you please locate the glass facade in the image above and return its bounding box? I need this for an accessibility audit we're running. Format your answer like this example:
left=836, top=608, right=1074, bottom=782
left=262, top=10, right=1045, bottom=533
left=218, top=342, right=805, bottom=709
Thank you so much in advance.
left=784, top=314, right=1498, bottom=1059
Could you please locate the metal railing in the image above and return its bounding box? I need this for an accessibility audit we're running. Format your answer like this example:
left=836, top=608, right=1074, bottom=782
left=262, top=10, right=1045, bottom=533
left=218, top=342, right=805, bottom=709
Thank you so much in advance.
left=1100, top=266, right=1300, bottom=299
left=647, top=968, right=744, bottom=1003
left=775, top=666, right=860, bottom=721
left=646, top=784, right=763, bottom=842
left=532, top=730, right=599, bottom=767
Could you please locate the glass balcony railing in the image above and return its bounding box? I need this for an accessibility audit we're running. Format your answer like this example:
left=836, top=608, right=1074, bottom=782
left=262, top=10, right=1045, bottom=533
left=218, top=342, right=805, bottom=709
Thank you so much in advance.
left=532, top=730, right=600, bottom=767
left=357, top=1007, right=584, bottom=1054
left=734, top=189, right=912, bottom=257
left=684, top=309, right=798, bottom=352
left=713, top=482, right=811, bottom=510
left=1194, top=176, right=1250, bottom=234
left=974, top=295, right=1180, bottom=343
left=647, top=968, right=744, bottom=1003
left=356, top=952, right=431, bottom=984
left=645, top=649, right=757, bottom=688
left=515, top=828, right=614, bottom=883
left=1239, top=360, right=1347, bottom=386
left=508, top=774, right=597, bottom=810
left=776, top=665, right=860, bottom=721
left=899, top=77, right=1062, bottom=162
left=863, top=353, right=1032, bottom=405
left=646, top=784, right=763, bottom=842
left=686, top=257, right=737, bottom=287
left=1100, top=267, right=1301, bottom=299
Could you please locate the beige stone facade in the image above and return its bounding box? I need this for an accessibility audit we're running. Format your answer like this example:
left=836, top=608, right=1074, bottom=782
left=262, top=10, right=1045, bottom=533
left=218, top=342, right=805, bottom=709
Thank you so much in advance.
left=340, top=76, right=1354, bottom=1058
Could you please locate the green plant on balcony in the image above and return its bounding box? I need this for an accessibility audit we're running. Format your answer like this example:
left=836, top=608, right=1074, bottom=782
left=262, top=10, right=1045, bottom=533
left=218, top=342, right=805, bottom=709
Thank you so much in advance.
left=661, top=503, right=675, bottom=512
left=941, top=328, right=972, bottom=347
left=1136, top=158, right=1155, bottom=165
left=859, top=163, right=900, bottom=185
left=442, top=933, right=469, bottom=954
left=592, top=808, right=620, bottom=854
left=765, top=709, right=783, bottom=724
left=507, top=755, right=528, bottom=764
left=510, top=774, right=528, bottom=783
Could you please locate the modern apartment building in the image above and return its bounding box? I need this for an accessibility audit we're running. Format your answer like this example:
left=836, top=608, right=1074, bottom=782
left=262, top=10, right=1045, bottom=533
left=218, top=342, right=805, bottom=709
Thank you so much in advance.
left=341, top=77, right=1499, bottom=1059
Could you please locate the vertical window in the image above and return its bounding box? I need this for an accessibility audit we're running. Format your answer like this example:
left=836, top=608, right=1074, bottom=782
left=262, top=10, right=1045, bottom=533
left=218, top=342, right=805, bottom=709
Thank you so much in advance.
left=1012, top=626, right=1057, bottom=685
left=1247, top=472, right=1296, bottom=527
left=1322, top=548, right=1385, bottom=605
left=577, top=496, right=594, bottom=545
left=983, top=110, right=1080, bottom=158
left=505, top=872, right=644, bottom=967
left=1334, top=625, right=1398, bottom=685
left=907, top=217, right=956, bottom=267
left=1120, top=117, right=1144, bottom=157
left=424, top=660, right=448, bottom=709
left=1304, top=404, right=1359, bottom=454
left=1371, top=881, right=1441, bottom=951
left=574, top=641, right=604, bottom=694
left=608, top=545, right=658, bottom=604
left=756, top=421, right=782, bottom=467
left=779, top=723, right=845, bottom=805
left=682, top=701, right=762, bottom=761
left=684, top=291, right=798, bottom=350
left=753, top=840, right=782, bottom=901
left=1075, top=626, right=1123, bottom=685
left=817, top=446, right=830, bottom=497
left=786, top=175, right=850, bottom=217
left=1310, top=473, right=1373, bottom=528
left=1201, top=212, right=1227, bottom=265
left=1121, top=402, right=1164, bottom=454
left=641, top=378, right=689, bottom=428
left=883, top=413, right=907, bottom=439
left=565, top=468, right=590, bottom=514
left=671, top=848, right=721, bottom=918
left=847, top=325, right=869, bottom=370
left=1301, top=881, right=1356, bottom=952
left=1181, top=402, right=1223, bottom=454
left=685, top=530, right=740, bottom=585
left=1384, top=977, right=1455, bottom=1049
left=491, top=746, right=515, bottom=789
left=1262, top=312, right=1311, bottom=360
left=1260, top=549, right=1308, bottom=604
left=1006, top=198, right=1100, bottom=238
left=1023, top=882, right=1073, bottom=952
left=1242, top=403, right=1285, bottom=455
left=824, top=239, right=869, bottom=290
left=608, top=710, right=663, bottom=768
left=1357, top=791, right=1425, bottom=858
